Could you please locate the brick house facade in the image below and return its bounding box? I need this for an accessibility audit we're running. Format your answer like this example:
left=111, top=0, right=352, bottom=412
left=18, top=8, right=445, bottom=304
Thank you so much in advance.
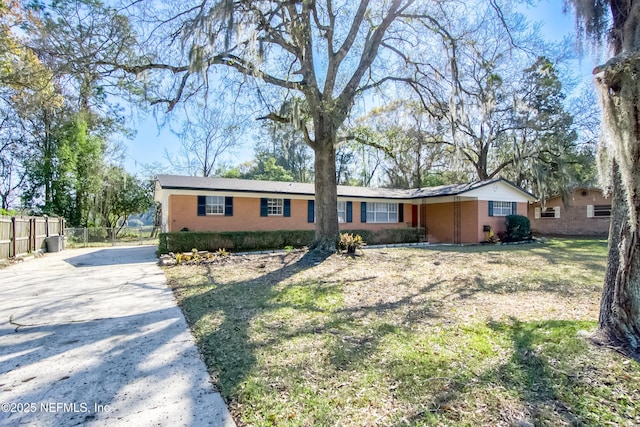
left=528, top=188, right=611, bottom=236
left=155, top=175, right=536, bottom=244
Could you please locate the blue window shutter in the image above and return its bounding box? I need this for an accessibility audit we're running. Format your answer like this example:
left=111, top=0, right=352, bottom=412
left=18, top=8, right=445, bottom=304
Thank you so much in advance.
left=284, top=199, right=291, bottom=217
left=260, top=198, right=268, bottom=217
left=488, top=201, right=494, bottom=217
left=308, top=200, right=315, bottom=223
left=197, top=196, right=206, bottom=216
left=398, top=203, right=404, bottom=223
left=361, top=202, right=367, bottom=223
left=346, top=201, right=353, bottom=223
left=512, top=202, right=517, bottom=215
left=225, top=197, right=233, bottom=216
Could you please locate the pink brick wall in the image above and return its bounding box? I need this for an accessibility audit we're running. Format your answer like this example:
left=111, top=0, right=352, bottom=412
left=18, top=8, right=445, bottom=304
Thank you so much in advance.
left=168, top=196, right=412, bottom=233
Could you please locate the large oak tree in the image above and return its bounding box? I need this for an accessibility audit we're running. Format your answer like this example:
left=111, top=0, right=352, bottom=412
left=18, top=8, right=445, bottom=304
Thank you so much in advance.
left=567, top=0, right=640, bottom=356
left=119, top=0, right=432, bottom=250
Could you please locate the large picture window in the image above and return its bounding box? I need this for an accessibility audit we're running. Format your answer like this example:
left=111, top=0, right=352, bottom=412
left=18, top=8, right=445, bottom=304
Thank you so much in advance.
left=267, top=198, right=283, bottom=216
left=366, top=203, right=398, bottom=223
left=206, top=196, right=224, bottom=215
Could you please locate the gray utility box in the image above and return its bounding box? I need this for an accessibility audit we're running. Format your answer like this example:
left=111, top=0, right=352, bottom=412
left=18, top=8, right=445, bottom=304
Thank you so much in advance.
left=46, top=235, right=65, bottom=252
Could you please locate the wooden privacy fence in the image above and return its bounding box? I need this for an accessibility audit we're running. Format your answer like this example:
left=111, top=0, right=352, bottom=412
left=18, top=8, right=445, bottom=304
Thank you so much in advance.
left=0, top=216, right=65, bottom=260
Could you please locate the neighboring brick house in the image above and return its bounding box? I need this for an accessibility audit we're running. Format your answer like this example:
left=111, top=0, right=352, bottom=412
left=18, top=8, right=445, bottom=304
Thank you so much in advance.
left=528, top=187, right=611, bottom=236
left=155, top=175, right=536, bottom=244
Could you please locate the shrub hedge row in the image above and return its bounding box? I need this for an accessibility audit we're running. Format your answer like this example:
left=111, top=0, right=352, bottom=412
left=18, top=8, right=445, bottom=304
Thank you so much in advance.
left=158, top=227, right=425, bottom=254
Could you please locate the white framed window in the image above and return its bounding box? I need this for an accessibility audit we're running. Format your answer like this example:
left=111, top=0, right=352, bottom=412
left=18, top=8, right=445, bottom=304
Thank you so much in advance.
left=492, top=201, right=513, bottom=217
left=337, top=201, right=346, bottom=223
left=206, top=196, right=225, bottom=215
left=267, top=198, right=283, bottom=216
left=367, top=203, right=398, bottom=223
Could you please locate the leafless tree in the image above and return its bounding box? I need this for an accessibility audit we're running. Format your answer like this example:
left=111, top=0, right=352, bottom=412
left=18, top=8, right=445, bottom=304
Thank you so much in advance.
left=167, top=102, right=240, bottom=177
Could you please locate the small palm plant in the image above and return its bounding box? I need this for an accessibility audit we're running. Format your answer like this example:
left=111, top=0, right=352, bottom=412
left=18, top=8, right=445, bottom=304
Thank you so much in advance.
left=339, top=233, right=364, bottom=254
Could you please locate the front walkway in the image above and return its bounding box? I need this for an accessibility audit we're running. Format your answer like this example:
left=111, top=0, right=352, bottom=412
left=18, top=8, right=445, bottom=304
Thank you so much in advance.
left=0, top=246, right=235, bottom=426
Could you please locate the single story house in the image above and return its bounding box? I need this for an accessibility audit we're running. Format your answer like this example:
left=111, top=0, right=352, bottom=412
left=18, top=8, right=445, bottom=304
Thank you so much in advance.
left=528, top=187, right=611, bottom=236
left=154, top=175, right=536, bottom=244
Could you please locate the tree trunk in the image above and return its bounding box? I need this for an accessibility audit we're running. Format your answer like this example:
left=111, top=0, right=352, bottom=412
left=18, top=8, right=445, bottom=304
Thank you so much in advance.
left=593, top=55, right=640, bottom=356
left=597, top=162, right=624, bottom=325
left=475, top=145, right=489, bottom=181
left=595, top=166, right=640, bottom=355
left=311, top=129, right=339, bottom=252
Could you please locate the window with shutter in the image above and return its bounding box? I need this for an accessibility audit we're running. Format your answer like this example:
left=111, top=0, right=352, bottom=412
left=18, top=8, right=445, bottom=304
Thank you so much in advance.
left=262, top=198, right=287, bottom=216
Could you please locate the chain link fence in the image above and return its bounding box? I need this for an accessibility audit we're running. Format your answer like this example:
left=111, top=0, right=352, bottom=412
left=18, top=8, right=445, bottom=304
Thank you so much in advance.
left=64, top=226, right=158, bottom=248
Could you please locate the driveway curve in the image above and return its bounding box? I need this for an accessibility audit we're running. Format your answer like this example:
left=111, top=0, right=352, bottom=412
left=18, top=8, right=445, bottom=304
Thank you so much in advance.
left=0, top=246, right=235, bottom=427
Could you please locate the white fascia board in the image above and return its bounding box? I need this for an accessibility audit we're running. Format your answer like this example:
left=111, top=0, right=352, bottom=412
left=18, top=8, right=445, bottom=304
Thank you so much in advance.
left=160, top=188, right=314, bottom=200
left=159, top=187, right=497, bottom=204
left=464, top=181, right=535, bottom=202
left=343, top=197, right=415, bottom=203
left=417, top=195, right=476, bottom=204
left=159, top=187, right=419, bottom=203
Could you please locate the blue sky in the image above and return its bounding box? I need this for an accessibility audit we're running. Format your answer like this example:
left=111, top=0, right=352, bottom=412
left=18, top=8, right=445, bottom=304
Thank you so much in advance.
left=122, top=0, right=598, bottom=176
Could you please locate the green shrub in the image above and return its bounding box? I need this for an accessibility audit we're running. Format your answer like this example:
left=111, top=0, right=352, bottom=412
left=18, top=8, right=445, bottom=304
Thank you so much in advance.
left=502, top=215, right=531, bottom=242
left=158, top=227, right=425, bottom=254
left=158, top=230, right=315, bottom=254
left=341, top=227, right=425, bottom=245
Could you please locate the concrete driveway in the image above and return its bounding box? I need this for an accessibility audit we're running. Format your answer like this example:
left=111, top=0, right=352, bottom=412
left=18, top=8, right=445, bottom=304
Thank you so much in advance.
left=0, top=246, right=235, bottom=427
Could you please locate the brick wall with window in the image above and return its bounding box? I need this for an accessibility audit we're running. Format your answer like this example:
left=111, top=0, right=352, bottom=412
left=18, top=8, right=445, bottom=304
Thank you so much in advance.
left=478, top=200, right=528, bottom=243
left=307, top=200, right=410, bottom=230
left=528, top=189, right=610, bottom=236
left=170, top=195, right=313, bottom=232
left=169, top=195, right=412, bottom=233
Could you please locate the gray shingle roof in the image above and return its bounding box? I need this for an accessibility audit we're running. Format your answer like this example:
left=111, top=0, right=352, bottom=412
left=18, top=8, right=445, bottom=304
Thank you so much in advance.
left=156, top=174, right=533, bottom=200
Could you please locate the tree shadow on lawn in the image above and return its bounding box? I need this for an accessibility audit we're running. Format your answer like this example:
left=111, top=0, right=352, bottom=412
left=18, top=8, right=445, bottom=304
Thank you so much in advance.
left=173, top=251, right=445, bottom=417
left=174, top=251, right=334, bottom=401
left=419, top=239, right=608, bottom=269
left=401, top=318, right=624, bottom=426
left=446, top=274, right=600, bottom=300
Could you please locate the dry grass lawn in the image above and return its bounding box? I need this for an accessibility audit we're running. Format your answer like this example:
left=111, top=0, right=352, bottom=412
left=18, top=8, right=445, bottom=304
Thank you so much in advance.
left=165, top=238, right=640, bottom=426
